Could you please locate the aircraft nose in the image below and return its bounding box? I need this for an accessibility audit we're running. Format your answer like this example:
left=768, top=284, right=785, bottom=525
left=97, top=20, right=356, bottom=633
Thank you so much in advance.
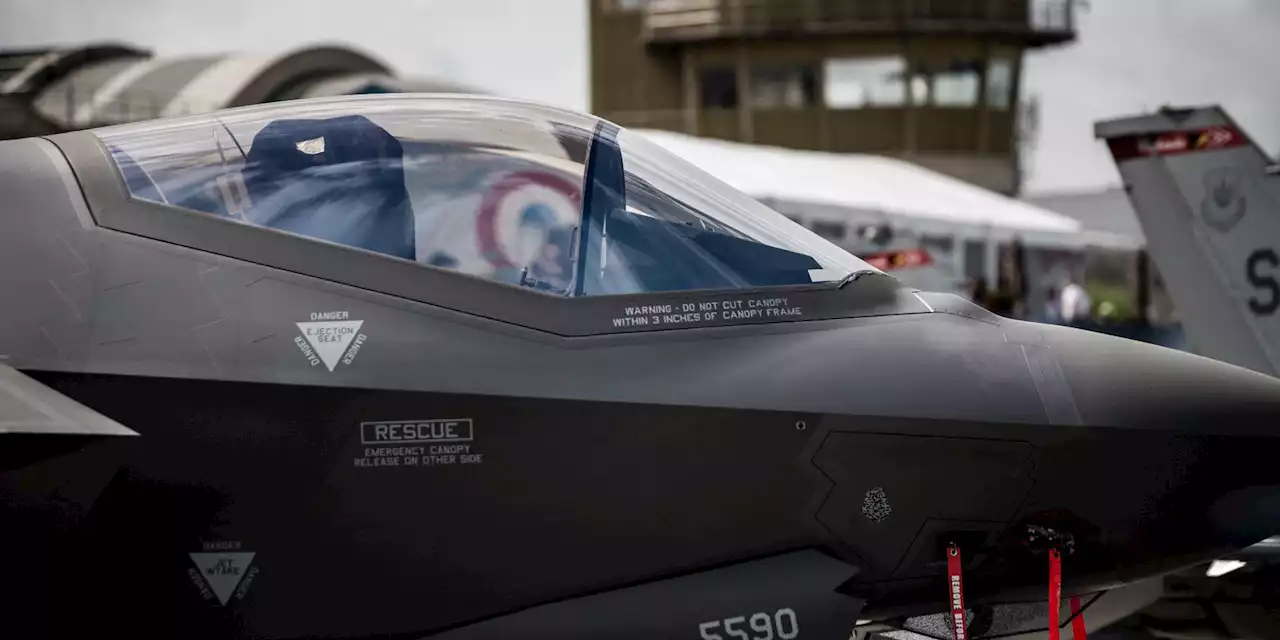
left=1037, top=322, right=1280, bottom=433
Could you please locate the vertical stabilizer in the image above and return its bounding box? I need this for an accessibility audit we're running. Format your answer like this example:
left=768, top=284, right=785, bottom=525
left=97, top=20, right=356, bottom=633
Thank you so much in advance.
left=1096, top=106, right=1280, bottom=377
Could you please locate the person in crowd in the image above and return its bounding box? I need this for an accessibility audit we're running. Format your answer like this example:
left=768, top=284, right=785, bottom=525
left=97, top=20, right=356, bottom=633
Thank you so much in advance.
left=1043, top=286, right=1062, bottom=324
left=1058, top=275, right=1093, bottom=325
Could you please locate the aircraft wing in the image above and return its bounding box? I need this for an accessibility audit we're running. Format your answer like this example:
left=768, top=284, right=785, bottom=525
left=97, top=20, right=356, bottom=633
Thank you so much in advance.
left=1095, top=106, right=1280, bottom=377
left=0, top=363, right=136, bottom=469
left=0, top=363, right=137, bottom=436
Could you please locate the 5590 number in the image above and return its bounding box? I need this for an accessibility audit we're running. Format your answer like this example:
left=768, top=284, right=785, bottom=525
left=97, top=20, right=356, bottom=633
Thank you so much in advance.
left=699, top=608, right=799, bottom=640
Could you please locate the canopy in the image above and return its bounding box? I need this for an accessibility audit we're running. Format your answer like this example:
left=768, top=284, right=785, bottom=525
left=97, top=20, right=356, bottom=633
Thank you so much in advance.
left=93, top=94, right=878, bottom=300
left=635, top=129, right=1085, bottom=239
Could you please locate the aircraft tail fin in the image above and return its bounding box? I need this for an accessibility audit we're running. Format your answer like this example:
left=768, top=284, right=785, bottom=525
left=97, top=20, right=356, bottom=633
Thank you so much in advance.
left=1095, top=106, right=1280, bottom=377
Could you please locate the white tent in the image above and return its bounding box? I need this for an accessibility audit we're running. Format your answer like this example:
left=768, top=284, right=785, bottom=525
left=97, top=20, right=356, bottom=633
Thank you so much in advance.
left=634, top=129, right=1131, bottom=250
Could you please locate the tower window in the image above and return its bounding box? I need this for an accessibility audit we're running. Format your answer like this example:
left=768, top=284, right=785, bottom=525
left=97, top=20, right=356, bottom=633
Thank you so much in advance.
left=699, top=67, right=739, bottom=108
left=750, top=65, right=817, bottom=108
left=910, top=73, right=930, bottom=105
left=608, top=0, right=653, bottom=12
left=927, top=59, right=982, bottom=107
left=823, top=56, right=907, bottom=108
left=987, top=58, right=1014, bottom=110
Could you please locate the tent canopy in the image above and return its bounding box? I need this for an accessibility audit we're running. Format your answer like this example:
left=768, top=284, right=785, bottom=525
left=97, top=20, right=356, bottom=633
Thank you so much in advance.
left=635, top=129, right=1085, bottom=238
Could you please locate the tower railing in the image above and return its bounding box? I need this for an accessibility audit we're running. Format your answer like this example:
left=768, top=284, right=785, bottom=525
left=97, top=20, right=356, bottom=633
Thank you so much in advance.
left=643, top=0, right=1076, bottom=44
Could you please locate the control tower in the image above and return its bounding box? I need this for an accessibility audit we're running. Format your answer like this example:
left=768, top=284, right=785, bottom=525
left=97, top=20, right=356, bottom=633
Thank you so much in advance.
left=591, top=0, right=1078, bottom=194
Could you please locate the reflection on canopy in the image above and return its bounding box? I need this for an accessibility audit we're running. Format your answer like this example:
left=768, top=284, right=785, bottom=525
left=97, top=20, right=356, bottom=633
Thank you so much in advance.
left=95, top=95, right=878, bottom=297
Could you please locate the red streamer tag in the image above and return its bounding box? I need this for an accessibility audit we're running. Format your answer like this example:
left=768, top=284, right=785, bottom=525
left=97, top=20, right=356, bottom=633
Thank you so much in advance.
left=947, top=544, right=967, bottom=640
left=1070, top=595, right=1087, bottom=640
left=1048, top=549, right=1063, bottom=640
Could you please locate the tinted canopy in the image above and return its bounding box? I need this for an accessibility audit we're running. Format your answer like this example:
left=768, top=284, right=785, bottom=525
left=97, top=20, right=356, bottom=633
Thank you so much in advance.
left=95, top=94, right=878, bottom=297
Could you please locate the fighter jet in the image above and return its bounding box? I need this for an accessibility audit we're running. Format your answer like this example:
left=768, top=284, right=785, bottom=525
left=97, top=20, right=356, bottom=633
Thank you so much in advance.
left=4, top=94, right=1280, bottom=640
left=1095, top=105, right=1280, bottom=378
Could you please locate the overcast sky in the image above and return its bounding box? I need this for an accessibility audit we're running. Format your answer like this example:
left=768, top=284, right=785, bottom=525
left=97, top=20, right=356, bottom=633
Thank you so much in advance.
left=2, top=0, right=1276, bottom=194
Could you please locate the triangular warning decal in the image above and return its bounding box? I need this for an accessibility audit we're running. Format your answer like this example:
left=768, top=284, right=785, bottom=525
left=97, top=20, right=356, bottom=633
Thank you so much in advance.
left=296, top=320, right=363, bottom=372
left=189, top=552, right=255, bottom=606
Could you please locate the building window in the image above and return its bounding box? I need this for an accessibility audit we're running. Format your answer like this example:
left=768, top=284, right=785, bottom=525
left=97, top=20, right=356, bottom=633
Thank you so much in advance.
left=750, top=65, right=817, bottom=108
left=963, top=239, right=987, bottom=283
left=810, top=221, right=848, bottom=241
left=910, top=73, right=930, bottom=105
left=823, top=56, right=907, bottom=108
left=608, top=0, right=652, bottom=12
left=920, top=234, right=955, bottom=266
left=987, top=58, right=1014, bottom=110
left=929, top=60, right=981, bottom=107
left=699, top=67, right=739, bottom=108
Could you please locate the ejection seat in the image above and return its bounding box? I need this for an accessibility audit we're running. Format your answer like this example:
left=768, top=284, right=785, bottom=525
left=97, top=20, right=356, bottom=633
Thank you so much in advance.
left=240, top=114, right=416, bottom=260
